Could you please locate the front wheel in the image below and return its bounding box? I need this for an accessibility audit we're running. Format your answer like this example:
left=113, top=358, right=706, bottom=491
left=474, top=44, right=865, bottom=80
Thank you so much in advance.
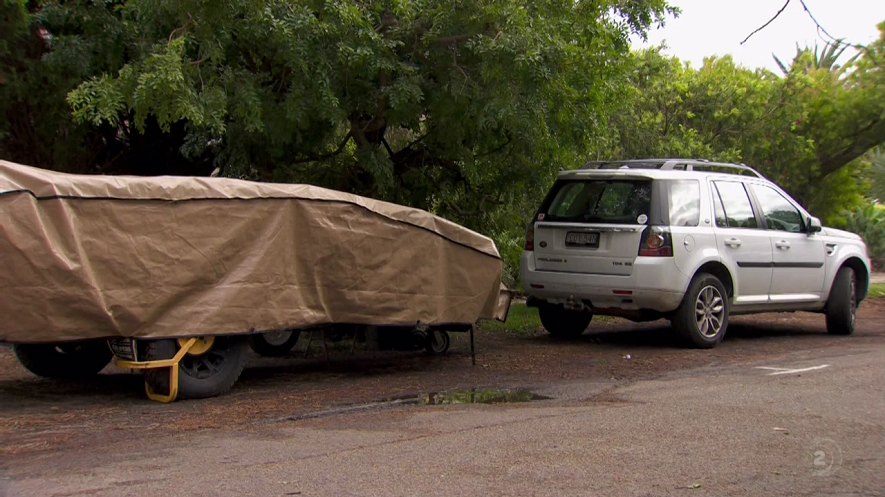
left=538, top=305, right=592, bottom=339
left=144, top=336, right=248, bottom=399
left=672, top=273, right=729, bottom=348
left=14, top=340, right=112, bottom=379
left=826, top=267, right=857, bottom=335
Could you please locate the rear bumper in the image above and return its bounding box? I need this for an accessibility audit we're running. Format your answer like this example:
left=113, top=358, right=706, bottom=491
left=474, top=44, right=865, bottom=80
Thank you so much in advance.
left=520, top=252, right=686, bottom=313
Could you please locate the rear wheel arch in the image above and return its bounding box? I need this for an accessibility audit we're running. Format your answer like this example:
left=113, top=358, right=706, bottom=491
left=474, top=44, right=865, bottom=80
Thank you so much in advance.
left=691, top=262, right=734, bottom=299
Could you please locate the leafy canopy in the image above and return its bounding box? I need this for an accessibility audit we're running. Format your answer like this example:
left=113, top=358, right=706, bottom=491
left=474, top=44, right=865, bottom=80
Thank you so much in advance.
left=60, top=0, right=671, bottom=226
left=604, top=24, right=885, bottom=221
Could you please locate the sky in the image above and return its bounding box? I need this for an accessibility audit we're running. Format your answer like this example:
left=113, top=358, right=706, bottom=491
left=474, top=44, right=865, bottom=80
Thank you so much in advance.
left=631, top=0, right=885, bottom=71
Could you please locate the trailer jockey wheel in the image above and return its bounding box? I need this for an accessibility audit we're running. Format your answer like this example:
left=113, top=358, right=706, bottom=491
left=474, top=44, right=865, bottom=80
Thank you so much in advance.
left=424, top=330, right=451, bottom=355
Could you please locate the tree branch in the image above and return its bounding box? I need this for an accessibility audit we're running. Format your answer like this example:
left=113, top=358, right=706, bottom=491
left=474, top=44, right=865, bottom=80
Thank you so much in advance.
left=818, top=117, right=885, bottom=176
left=741, top=0, right=791, bottom=45
left=381, top=136, right=394, bottom=158
left=434, top=34, right=472, bottom=45
left=742, top=0, right=865, bottom=50
left=473, top=135, right=512, bottom=159
left=398, top=132, right=429, bottom=154
left=798, top=0, right=839, bottom=45
left=290, top=132, right=352, bottom=164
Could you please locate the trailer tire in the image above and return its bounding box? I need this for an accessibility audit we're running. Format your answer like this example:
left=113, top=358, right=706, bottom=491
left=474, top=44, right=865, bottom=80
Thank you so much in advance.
left=13, top=340, right=112, bottom=379
left=424, top=330, right=451, bottom=355
left=144, top=336, right=248, bottom=399
left=248, top=330, right=301, bottom=357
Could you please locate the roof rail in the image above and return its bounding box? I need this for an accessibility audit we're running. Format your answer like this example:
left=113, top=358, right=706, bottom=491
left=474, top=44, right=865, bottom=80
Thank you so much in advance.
left=581, top=159, right=764, bottom=178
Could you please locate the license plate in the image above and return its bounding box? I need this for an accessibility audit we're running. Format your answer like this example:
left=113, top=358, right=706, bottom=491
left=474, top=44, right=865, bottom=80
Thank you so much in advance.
left=108, top=338, right=137, bottom=361
left=565, top=231, right=599, bottom=248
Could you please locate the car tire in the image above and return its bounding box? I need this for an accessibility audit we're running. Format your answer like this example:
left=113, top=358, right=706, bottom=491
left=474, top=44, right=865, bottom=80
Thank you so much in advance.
left=13, top=340, right=113, bottom=379
left=248, top=330, right=301, bottom=357
left=538, top=305, right=592, bottom=338
left=144, top=336, right=248, bottom=399
left=672, top=273, right=729, bottom=348
left=825, top=267, right=857, bottom=335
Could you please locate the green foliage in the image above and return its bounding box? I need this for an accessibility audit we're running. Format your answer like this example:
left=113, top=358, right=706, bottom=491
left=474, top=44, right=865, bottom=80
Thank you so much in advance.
left=605, top=28, right=885, bottom=222
left=840, top=202, right=885, bottom=270
left=0, top=1, right=129, bottom=171
left=60, top=0, right=671, bottom=229
left=869, top=283, right=885, bottom=300
left=806, top=163, right=869, bottom=226
left=5, top=3, right=884, bottom=286
left=478, top=303, right=541, bottom=336
left=869, top=146, right=885, bottom=203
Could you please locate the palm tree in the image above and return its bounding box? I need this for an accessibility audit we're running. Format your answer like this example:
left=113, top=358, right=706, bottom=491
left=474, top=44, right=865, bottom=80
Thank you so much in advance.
left=773, top=39, right=860, bottom=76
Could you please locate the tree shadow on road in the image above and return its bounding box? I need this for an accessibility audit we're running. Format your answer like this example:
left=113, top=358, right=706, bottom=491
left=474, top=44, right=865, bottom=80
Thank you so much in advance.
left=0, top=372, right=144, bottom=410
left=526, top=314, right=834, bottom=350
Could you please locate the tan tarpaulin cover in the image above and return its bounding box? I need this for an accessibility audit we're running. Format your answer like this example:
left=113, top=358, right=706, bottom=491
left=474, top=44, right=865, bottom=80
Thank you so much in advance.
left=0, top=161, right=506, bottom=344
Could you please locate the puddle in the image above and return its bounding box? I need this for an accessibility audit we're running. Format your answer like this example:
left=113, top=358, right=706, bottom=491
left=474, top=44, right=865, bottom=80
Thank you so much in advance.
left=281, top=388, right=549, bottom=422
left=418, top=388, right=549, bottom=405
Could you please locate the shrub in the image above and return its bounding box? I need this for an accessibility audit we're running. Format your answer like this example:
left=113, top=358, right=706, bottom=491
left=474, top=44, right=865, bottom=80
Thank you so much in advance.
left=841, top=202, right=885, bottom=270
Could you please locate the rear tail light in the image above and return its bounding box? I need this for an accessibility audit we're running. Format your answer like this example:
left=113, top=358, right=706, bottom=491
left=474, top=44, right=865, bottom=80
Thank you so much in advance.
left=638, top=226, right=673, bottom=257
left=525, top=223, right=535, bottom=251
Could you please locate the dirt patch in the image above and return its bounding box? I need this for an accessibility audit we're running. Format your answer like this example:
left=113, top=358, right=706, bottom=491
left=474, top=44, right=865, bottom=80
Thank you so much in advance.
left=1, top=299, right=884, bottom=460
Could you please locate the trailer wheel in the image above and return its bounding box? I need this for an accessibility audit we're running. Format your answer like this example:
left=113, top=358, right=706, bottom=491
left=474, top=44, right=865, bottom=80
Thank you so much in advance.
left=248, top=330, right=301, bottom=357
left=13, top=340, right=112, bottom=379
left=424, top=330, right=451, bottom=355
left=143, top=335, right=248, bottom=399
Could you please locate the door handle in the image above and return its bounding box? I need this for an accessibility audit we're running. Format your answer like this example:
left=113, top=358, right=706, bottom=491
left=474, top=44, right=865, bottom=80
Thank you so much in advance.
left=775, top=240, right=790, bottom=250
left=724, top=238, right=741, bottom=248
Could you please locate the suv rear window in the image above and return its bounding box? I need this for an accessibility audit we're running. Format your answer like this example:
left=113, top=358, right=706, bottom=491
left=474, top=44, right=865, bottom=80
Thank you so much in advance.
left=544, top=180, right=652, bottom=224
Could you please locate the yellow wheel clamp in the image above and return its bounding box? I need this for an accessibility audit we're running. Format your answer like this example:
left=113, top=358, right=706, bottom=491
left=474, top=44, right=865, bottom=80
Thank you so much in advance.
left=115, top=337, right=202, bottom=403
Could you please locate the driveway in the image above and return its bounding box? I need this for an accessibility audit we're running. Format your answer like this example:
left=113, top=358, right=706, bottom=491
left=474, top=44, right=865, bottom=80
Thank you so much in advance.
left=1, top=300, right=884, bottom=496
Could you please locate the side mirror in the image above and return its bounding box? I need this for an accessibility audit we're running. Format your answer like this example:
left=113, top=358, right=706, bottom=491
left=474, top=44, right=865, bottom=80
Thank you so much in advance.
left=807, top=216, right=822, bottom=234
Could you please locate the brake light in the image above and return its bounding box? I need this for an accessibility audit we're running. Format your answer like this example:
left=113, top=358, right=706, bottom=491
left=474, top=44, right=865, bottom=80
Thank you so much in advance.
left=525, top=223, right=535, bottom=251
left=638, top=227, right=673, bottom=257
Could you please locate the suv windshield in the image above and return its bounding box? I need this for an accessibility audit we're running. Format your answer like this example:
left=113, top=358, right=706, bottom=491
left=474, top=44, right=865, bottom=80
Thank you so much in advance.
left=544, top=180, right=652, bottom=224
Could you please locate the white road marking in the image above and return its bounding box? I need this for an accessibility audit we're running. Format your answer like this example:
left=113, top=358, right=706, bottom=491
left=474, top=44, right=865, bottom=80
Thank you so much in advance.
left=755, top=365, right=831, bottom=376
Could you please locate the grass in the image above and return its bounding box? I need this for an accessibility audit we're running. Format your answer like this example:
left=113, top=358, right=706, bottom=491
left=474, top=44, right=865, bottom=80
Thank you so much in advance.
left=478, top=302, right=542, bottom=336
left=478, top=282, right=885, bottom=335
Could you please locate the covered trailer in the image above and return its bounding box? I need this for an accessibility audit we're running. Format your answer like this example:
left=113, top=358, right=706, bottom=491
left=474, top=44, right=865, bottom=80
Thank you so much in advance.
left=1, top=161, right=510, bottom=401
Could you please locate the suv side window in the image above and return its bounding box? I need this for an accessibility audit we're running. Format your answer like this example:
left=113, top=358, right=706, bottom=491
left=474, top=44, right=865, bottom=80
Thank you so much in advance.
left=712, top=181, right=757, bottom=228
left=666, top=180, right=700, bottom=226
left=749, top=184, right=804, bottom=233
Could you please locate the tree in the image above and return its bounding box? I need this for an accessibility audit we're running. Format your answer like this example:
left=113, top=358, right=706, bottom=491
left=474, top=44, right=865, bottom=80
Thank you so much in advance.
left=870, top=146, right=885, bottom=203
left=60, top=0, right=672, bottom=229
left=1, top=1, right=122, bottom=171
left=605, top=25, right=885, bottom=221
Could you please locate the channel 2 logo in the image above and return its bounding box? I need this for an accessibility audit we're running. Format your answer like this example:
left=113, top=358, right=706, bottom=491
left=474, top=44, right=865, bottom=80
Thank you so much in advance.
left=811, top=438, right=843, bottom=477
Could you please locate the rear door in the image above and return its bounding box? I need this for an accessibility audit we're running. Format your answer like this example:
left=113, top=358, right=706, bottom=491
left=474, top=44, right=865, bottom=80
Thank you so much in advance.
left=711, top=180, right=773, bottom=303
left=532, top=177, right=652, bottom=276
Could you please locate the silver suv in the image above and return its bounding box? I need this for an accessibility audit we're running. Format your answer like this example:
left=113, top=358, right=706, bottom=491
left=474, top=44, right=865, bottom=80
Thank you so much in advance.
left=520, top=159, right=872, bottom=348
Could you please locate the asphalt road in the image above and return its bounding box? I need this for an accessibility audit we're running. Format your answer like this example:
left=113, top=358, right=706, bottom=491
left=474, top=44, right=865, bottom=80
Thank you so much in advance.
left=2, top=322, right=883, bottom=496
